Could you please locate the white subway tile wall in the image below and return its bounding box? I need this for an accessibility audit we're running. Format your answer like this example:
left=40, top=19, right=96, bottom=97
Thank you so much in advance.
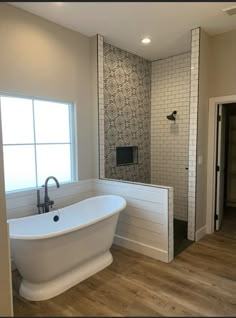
left=187, top=28, right=200, bottom=240
left=98, top=34, right=105, bottom=178
left=151, top=52, right=191, bottom=221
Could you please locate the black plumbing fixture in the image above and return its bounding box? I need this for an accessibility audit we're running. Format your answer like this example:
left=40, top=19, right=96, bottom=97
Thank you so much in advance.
left=37, top=176, right=60, bottom=213
left=53, top=215, right=60, bottom=222
left=167, top=111, right=177, bottom=121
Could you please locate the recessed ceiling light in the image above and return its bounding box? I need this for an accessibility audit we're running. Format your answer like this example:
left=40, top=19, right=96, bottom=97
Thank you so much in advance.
left=141, top=37, right=151, bottom=44
left=55, top=2, right=64, bottom=6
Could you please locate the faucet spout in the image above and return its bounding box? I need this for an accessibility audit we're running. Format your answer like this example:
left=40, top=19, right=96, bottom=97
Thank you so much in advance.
left=43, top=176, right=60, bottom=212
left=44, top=176, right=60, bottom=201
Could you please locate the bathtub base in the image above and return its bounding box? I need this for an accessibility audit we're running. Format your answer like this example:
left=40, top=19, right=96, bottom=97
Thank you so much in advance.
left=19, top=251, right=113, bottom=301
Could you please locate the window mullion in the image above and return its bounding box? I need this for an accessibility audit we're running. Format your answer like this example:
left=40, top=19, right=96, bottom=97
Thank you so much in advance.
left=32, top=99, right=38, bottom=187
left=69, top=104, right=77, bottom=182
left=69, top=104, right=73, bottom=181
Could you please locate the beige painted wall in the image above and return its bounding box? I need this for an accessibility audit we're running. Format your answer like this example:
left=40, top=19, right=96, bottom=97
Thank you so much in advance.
left=196, top=27, right=236, bottom=231
left=196, top=29, right=210, bottom=231
left=209, top=29, right=236, bottom=98
left=199, top=28, right=236, bottom=232
left=0, top=4, right=99, bottom=314
left=0, top=223, right=13, bottom=316
left=0, top=112, right=13, bottom=316
left=0, top=3, right=98, bottom=180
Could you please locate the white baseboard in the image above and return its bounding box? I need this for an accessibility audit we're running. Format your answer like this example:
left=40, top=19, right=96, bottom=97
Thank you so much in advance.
left=113, top=235, right=169, bottom=263
left=196, top=225, right=207, bottom=241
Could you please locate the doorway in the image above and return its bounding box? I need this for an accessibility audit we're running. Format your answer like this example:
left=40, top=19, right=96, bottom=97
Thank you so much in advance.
left=220, top=104, right=236, bottom=229
left=209, top=101, right=236, bottom=232
left=224, top=104, right=236, bottom=211
left=207, top=96, right=236, bottom=234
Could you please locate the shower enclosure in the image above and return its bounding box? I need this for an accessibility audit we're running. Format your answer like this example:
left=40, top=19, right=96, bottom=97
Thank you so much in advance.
left=98, top=28, right=201, bottom=253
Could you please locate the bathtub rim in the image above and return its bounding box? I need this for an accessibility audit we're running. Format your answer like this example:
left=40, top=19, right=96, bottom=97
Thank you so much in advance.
left=7, top=195, right=126, bottom=241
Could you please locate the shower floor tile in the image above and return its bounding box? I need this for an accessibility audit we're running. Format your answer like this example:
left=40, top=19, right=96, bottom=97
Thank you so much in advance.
left=174, top=218, right=193, bottom=256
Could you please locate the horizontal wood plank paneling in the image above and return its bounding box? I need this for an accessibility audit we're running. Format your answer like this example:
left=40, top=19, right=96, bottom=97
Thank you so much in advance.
left=119, top=214, right=164, bottom=233
left=94, top=181, right=168, bottom=203
left=122, top=198, right=165, bottom=214
left=6, top=180, right=94, bottom=219
left=93, top=179, right=173, bottom=262
left=116, top=225, right=165, bottom=250
left=123, top=207, right=164, bottom=224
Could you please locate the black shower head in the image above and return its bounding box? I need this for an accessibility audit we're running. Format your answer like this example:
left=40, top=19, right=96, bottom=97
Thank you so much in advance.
left=167, top=111, right=177, bottom=121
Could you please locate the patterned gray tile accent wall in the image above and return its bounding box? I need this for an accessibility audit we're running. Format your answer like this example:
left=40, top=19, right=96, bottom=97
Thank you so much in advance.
left=104, top=42, right=151, bottom=183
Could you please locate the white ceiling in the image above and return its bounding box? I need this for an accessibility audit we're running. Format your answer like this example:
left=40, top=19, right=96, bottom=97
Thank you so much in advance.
left=9, top=2, right=236, bottom=61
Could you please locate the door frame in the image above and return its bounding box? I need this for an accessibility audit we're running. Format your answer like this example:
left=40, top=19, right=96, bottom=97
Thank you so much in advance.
left=207, top=95, right=236, bottom=234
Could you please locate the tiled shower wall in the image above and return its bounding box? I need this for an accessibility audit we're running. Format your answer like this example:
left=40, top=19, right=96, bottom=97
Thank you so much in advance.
left=151, top=53, right=191, bottom=221
left=103, top=42, right=151, bottom=183
left=187, top=28, right=200, bottom=240
left=98, top=30, right=200, bottom=239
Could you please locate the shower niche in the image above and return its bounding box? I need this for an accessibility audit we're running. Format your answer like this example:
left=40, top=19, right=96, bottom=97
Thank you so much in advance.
left=116, top=146, right=138, bottom=166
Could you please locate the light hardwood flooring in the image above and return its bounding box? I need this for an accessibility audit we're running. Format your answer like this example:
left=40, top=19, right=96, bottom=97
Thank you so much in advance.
left=13, top=210, right=236, bottom=316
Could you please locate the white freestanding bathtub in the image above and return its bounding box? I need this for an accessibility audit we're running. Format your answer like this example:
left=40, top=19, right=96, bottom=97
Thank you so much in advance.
left=8, top=195, right=127, bottom=301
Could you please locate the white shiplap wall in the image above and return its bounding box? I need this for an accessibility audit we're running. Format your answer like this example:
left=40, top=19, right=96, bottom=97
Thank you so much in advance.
left=151, top=52, right=190, bottom=221
left=6, top=180, right=95, bottom=220
left=93, top=179, right=173, bottom=263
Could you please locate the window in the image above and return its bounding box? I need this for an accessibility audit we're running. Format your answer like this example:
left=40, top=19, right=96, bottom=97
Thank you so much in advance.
left=0, top=95, right=77, bottom=192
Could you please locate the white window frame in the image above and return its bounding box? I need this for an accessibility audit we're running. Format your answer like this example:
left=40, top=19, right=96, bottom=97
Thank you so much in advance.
left=0, top=92, right=78, bottom=193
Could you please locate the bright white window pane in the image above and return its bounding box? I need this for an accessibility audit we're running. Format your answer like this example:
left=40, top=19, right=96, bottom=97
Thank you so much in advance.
left=36, top=144, right=71, bottom=186
left=1, top=96, right=34, bottom=144
left=34, top=100, right=70, bottom=143
left=3, top=145, right=36, bottom=192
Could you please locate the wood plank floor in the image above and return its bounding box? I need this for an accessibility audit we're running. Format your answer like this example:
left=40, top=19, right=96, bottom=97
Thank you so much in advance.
left=13, top=210, right=236, bottom=316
